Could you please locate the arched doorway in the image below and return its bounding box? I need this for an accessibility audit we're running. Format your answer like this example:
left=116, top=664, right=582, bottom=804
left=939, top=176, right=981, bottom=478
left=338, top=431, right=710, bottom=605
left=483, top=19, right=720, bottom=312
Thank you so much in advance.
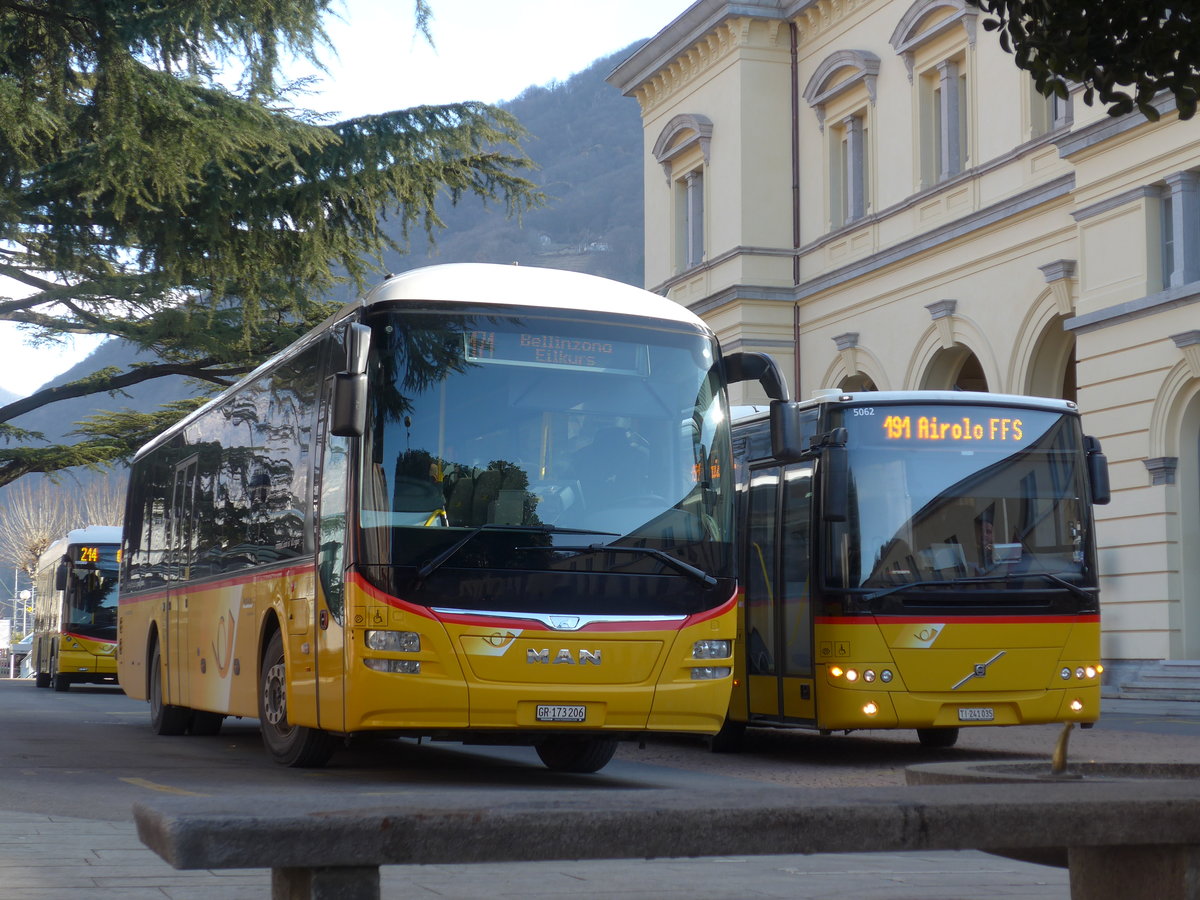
left=839, top=373, right=878, bottom=392
left=1024, top=317, right=1077, bottom=402
left=1181, top=390, right=1200, bottom=656
left=920, top=345, right=988, bottom=392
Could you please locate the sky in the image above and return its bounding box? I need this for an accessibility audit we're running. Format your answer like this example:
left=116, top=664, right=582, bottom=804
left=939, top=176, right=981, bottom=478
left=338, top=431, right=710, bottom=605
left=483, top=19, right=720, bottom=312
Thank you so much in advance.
left=0, top=0, right=690, bottom=399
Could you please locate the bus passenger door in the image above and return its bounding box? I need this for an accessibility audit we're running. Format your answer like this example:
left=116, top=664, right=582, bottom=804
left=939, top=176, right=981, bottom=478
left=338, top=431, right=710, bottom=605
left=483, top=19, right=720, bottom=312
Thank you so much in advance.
left=314, top=387, right=348, bottom=732
left=779, top=463, right=815, bottom=721
left=166, top=455, right=199, bottom=709
left=744, top=467, right=782, bottom=720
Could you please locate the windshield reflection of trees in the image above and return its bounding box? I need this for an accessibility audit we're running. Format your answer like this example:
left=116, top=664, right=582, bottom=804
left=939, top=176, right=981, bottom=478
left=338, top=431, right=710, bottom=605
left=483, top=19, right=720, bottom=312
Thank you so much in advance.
left=851, top=418, right=1089, bottom=591
left=362, top=310, right=731, bottom=592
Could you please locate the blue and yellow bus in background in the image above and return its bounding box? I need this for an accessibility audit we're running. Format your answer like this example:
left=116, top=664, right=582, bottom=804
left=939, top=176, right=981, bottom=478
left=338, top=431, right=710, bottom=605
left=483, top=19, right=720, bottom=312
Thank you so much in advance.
left=32, top=525, right=122, bottom=691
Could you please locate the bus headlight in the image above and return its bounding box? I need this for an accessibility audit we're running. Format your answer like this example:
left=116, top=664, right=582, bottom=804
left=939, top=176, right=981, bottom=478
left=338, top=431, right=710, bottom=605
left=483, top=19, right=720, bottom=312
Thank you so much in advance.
left=880, top=669, right=894, bottom=683
left=1061, top=667, right=1072, bottom=680
left=691, top=666, right=732, bottom=680
left=692, top=640, right=731, bottom=660
left=365, top=630, right=421, bottom=652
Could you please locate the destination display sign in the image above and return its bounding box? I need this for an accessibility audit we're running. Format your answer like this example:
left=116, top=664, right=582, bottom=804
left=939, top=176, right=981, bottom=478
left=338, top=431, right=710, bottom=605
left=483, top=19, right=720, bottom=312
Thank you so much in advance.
left=73, top=545, right=120, bottom=565
left=465, top=330, right=645, bottom=375
left=881, top=414, right=1024, bottom=443
left=839, top=404, right=1067, bottom=452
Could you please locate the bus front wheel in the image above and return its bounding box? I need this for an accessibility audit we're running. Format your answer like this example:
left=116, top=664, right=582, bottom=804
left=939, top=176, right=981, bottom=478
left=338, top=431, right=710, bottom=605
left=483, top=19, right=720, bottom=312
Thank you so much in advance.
left=149, top=642, right=191, bottom=735
left=258, top=631, right=337, bottom=768
left=916, top=727, right=960, bottom=748
left=534, top=736, right=619, bottom=773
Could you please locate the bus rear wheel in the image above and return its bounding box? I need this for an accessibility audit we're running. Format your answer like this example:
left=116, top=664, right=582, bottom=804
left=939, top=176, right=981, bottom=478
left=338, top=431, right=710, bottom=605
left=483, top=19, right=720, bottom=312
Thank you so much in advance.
left=149, top=641, right=191, bottom=735
left=916, top=727, right=960, bottom=748
left=259, top=631, right=337, bottom=768
left=534, top=736, right=619, bottom=773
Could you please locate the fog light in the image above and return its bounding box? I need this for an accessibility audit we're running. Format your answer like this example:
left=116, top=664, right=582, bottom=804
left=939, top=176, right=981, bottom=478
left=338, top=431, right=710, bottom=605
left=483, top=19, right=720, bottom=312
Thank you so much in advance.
left=365, top=630, right=420, bottom=652
left=1070, top=698, right=1084, bottom=712
left=693, top=639, right=731, bottom=659
left=863, top=701, right=879, bottom=716
left=691, top=666, right=732, bottom=680
left=365, top=659, right=420, bottom=674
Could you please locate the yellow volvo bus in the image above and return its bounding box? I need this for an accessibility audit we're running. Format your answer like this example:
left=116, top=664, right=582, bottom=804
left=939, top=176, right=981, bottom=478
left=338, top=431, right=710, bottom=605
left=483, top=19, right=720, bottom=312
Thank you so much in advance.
left=32, top=526, right=122, bottom=691
left=719, top=391, right=1110, bottom=749
left=118, top=263, right=790, bottom=771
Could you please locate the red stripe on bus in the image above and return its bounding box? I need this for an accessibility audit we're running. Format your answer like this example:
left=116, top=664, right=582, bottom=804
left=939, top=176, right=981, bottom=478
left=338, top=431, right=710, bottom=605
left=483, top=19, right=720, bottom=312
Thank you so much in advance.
left=815, top=614, right=1100, bottom=625
left=60, top=631, right=115, bottom=647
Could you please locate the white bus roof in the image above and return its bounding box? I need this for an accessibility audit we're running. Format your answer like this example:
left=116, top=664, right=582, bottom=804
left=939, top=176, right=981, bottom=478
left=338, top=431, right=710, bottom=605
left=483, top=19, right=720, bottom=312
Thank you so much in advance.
left=360, top=264, right=705, bottom=328
left=37, top=525, right=122, bottom=570
left=732, top=391, right=1080, bottom=424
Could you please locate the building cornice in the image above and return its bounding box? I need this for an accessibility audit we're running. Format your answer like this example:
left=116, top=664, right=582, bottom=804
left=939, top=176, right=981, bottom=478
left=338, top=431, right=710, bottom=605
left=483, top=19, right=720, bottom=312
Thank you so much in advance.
left=1064, top=283, right=1200, bottom=334
left=1054, top=92, right=1178, bottom=159
left=606, top=1, right=788, bottom=101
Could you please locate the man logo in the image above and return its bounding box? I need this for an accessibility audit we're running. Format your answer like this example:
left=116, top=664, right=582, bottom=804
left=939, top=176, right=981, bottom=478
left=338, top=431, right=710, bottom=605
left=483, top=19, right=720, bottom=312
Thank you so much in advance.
left=527, top=649, right=602, bottom=665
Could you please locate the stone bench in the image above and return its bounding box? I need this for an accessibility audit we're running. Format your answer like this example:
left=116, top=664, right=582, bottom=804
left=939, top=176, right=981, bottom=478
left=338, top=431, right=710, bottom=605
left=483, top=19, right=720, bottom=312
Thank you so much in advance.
left=133, top=779, right=1200, bottom=900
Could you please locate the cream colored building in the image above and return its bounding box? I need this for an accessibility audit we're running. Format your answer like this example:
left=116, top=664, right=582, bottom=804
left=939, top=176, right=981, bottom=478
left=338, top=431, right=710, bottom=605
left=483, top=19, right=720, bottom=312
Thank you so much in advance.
left=609, top=0, right=1200, bottom=685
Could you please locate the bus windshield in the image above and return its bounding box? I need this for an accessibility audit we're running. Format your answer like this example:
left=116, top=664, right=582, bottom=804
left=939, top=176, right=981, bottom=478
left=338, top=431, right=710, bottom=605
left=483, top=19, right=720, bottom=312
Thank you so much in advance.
left=357, top=305, right=733, bottom=615
left=827, top=404, right=1095, bottom=598
left=64, top=543, right=119, bottom=639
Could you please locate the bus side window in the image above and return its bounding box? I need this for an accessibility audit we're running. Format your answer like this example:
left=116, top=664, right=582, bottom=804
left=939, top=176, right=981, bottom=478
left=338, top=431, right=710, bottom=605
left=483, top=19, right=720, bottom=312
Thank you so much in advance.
left=745, top=468, right=779, bottom=675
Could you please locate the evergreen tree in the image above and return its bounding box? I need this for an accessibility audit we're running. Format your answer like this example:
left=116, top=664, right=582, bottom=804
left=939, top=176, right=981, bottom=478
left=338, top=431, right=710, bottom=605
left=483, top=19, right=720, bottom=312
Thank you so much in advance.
left=0, top=0, right=540, bottom=485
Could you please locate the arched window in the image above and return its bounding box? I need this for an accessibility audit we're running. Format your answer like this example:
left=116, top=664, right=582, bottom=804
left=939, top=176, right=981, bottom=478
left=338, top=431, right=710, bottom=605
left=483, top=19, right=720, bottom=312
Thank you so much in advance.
left=653, top=114, right=713, bottom=273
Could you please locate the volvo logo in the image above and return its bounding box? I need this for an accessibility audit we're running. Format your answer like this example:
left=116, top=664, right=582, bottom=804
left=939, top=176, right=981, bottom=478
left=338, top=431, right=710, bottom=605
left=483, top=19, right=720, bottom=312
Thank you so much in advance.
left=951, top=651, right=1006, bottom=690
left=527, top=648, right=602, bottom=665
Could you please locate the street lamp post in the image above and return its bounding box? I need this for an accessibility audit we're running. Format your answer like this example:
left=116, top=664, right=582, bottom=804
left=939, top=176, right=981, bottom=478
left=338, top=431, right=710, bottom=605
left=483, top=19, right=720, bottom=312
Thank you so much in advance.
left=19, top=590, right=30, bottom=635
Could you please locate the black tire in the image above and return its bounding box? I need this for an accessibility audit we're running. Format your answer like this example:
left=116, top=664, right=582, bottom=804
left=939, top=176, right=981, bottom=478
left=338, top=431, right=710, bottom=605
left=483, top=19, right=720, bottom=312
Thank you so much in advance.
left=258, top=630, right=337, bottom=767
left=149, top=642, right=191, bottom=735
left=917, top=727, right=960, bottom=748
left=34, top=668, right=51, bottom=689
left=189, top=710, right=225, bottom=736
left=708, top=718, right=746, bottom=753
left=49, top=654, right=72, bottom=692
left=534, top=736, right=619, bottom=773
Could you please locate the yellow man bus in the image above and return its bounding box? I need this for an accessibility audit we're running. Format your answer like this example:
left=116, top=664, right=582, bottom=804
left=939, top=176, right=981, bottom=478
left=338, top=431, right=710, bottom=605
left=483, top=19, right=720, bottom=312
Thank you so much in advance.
left=118, top=263, right=790, bottom=771
left=32, top=525, right=122, bottom=691
left=719, top=391, right=1110, bottom=749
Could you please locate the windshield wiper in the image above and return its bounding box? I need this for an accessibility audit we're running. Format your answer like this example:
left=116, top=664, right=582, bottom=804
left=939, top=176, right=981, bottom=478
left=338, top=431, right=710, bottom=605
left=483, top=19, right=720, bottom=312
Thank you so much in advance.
left=528, top=543, right=718, bottom=586
left=415, top=524, right=619, bottom=580
left=864, top=572, right=1096, bottom=603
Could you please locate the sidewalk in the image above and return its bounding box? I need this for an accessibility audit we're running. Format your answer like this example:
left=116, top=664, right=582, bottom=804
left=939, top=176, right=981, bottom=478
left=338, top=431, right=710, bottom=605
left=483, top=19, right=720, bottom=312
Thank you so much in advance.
left=5, top=695, right=1195, bottom=900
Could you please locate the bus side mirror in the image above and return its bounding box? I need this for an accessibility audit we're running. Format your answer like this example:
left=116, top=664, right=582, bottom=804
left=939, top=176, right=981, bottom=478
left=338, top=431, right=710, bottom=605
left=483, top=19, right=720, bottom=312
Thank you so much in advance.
left=55, top=562, right=68, bottom=592
left=819, top=430, right=849, bottom=523
left=770, top=401, right=807, bottom=462
left=1084, top=435, right=1110, bottom=506
left=331, top=323, right=371, bottom=438
left=724, top=351, right=790, bottom=402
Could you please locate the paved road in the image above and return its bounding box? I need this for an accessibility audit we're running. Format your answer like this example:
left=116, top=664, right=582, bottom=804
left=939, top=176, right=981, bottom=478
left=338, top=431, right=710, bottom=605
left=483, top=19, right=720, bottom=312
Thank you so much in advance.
left=2, top=679, right=1198, bottom=898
